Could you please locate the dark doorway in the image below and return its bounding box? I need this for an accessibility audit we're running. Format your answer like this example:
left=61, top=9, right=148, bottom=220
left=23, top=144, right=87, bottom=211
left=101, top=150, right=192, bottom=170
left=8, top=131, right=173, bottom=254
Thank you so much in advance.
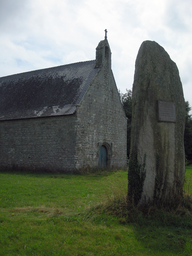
left=99, top=145, right=107, bottom=168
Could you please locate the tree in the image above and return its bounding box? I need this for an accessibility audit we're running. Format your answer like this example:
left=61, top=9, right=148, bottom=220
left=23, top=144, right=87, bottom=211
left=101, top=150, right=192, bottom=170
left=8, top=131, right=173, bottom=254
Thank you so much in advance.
left=184, top=101, right=192, bottom=162
left=120, top=89, right=132, bottom=158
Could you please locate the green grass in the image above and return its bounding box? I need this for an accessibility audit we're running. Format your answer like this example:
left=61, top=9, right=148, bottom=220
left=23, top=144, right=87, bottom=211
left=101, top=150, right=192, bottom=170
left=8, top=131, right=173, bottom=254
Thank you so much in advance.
left=184, top=164, right=192, bottom=194
left=0, top=168, right=192, bottom=255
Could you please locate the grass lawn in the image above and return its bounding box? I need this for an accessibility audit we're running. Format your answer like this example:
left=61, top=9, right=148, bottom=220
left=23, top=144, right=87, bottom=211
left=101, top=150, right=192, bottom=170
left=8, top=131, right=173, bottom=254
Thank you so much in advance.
left=0, top=167, right=192, bottom=255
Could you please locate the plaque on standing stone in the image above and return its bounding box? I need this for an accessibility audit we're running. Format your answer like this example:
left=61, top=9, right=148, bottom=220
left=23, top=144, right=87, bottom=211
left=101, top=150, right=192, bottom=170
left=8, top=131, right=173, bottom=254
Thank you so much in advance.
left=158, top=100, right=176, bottom=122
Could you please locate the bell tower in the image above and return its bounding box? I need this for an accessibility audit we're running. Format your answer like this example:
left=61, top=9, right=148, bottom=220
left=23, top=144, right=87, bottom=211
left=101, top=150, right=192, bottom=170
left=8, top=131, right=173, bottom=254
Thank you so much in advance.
left=95, top=29, right=111, bottom=69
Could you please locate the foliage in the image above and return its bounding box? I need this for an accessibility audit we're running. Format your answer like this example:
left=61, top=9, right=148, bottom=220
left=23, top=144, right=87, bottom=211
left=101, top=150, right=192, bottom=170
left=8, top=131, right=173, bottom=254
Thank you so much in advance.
left=120, top=89, right=132, bottom=158
left=184, top=101, right=192, bottom=162
left=120, top=89, right=132, bottom=120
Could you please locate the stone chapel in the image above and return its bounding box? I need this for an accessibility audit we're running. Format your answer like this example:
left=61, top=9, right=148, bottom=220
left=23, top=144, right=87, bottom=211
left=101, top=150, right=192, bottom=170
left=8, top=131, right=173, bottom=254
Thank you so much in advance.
left=0, top=36, right=127, bottom=172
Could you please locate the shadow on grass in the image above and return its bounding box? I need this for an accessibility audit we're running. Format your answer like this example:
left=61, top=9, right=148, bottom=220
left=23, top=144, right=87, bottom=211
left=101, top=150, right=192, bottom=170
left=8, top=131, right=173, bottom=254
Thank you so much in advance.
left=86, top=195, right=192, bottom=255
left=131, top=210, right=192, bottom=255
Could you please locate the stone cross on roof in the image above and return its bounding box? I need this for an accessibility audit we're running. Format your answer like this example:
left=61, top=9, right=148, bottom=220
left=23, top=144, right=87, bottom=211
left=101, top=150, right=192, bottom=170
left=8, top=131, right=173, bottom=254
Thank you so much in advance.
left=105, top=29, right=107, bottom=40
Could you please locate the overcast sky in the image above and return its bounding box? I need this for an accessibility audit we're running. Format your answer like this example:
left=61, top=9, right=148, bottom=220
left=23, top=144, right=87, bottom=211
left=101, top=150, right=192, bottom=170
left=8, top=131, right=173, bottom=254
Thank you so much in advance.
left=1, top=0, right=192, bottom=107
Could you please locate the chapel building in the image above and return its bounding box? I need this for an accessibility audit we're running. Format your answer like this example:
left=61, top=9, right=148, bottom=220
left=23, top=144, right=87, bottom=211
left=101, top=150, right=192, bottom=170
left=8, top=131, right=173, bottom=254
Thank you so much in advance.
left=0, top=36, right=127, bottom=172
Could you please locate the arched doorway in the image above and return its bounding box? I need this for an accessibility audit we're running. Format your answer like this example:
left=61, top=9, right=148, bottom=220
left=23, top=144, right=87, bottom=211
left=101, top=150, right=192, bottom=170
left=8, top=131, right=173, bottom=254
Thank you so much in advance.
left=98, top=145, right=107, bottom=168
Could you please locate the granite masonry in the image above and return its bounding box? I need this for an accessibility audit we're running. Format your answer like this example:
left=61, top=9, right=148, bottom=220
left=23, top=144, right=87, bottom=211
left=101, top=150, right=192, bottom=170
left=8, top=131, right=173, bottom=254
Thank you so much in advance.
left=128, top=41, right=185, bottom=207
left=0, top=37, right=127, bottom=172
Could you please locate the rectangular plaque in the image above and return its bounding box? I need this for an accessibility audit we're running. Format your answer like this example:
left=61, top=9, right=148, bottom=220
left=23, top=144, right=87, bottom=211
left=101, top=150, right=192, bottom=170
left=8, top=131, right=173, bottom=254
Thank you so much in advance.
left=158, top=100, right=176, bottom=122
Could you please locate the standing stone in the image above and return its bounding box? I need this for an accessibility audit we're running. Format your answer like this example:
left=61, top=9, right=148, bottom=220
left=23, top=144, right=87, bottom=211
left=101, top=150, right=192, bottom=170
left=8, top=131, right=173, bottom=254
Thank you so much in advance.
left=128, top=41, right=185, bottom=208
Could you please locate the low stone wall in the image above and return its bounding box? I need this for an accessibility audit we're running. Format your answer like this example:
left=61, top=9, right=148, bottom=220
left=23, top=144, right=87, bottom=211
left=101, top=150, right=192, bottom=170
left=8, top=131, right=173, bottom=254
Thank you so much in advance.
left=0, top=115, right=77, bottom=172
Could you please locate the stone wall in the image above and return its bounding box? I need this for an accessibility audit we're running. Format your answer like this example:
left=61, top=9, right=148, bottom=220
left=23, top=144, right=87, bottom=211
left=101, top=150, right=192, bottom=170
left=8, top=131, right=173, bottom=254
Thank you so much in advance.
left=75, top=64, right=127, bottom=169
left=0, top=115, right=77, bottom=171
left=0, top=39, right=127, bottom=172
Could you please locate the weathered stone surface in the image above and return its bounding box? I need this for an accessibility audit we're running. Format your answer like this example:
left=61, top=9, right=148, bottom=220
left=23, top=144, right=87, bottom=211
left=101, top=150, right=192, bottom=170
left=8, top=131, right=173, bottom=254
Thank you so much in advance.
left=128, top=41, right=185, bottom=207
left=0, top=39, right=127, bottom=172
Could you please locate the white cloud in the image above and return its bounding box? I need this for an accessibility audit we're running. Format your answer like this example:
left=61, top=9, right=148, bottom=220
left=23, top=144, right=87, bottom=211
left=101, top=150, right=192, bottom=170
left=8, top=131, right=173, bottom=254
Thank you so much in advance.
left=0, top=0, right=192, bottom=107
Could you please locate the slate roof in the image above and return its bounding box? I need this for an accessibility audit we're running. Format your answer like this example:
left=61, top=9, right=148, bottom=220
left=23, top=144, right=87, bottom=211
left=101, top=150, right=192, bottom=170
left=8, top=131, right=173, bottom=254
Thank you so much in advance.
left=0, top=60, right=98, bottom=120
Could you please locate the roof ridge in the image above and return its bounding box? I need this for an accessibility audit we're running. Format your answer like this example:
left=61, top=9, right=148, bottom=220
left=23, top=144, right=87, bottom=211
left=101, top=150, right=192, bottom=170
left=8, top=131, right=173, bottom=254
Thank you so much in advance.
left=0, top=60, right=95, bottom=79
